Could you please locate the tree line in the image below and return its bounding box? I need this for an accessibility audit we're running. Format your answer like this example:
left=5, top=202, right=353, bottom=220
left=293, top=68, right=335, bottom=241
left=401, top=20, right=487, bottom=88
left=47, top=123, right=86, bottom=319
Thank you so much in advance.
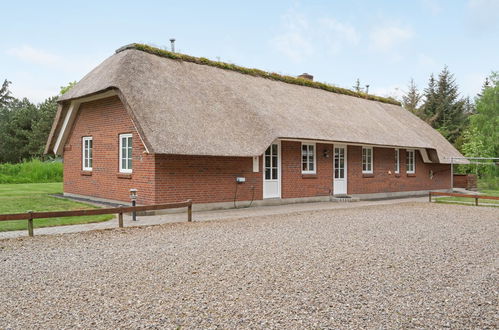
left=0, top=80, right=76, bottom=163
left=355, top=68, right=498, bottom=161
left=0, top=69, right=497, bottom=165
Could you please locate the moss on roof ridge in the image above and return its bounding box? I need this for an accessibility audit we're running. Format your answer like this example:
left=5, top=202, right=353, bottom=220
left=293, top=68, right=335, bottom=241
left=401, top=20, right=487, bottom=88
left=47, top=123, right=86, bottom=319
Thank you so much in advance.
left=116, top=43, right=401, bottom=106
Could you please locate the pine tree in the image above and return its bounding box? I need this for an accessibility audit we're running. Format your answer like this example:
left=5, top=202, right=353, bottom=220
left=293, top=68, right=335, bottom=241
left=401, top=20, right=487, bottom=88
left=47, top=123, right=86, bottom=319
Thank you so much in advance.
left=401, top=78, right=422, bottom=116
left=422, top=74, right=438, bottom=123
left=0, top=79, right=13, bottom=108
left=353, top=78, right=361, bottom=93
left=420, top=67, right=468, bottom=144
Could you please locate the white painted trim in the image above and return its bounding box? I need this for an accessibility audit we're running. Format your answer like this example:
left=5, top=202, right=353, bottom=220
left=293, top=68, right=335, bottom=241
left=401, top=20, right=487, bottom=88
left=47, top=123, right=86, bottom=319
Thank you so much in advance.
left=361, top=146, right=373, bottom=174
left=301, top=142, right=317, bottom=174
left=119, top=133, right=133, bottom=173
left=262, top=140, right=281, bottom=199
left=418, top=148, right=431, bottom=163
left=406, top=149, right=416, bottom=174
left=395, top=149, right=400, bottom=174
left=333, top=144, right=348, bottom=195
left=82, top=136, right=93, bottom=171
left=280, top=138, right=431, bottom=155
left=52, top=90, right=149, bottom=155
left=252, top=156, right=259, bottom=173
left=54, top=102, right=77, bottom=154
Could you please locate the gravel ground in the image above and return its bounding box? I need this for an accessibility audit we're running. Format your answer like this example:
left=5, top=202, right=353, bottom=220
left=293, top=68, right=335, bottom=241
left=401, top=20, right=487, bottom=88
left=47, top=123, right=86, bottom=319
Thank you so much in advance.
left=0, top=202, right=497, bottom=329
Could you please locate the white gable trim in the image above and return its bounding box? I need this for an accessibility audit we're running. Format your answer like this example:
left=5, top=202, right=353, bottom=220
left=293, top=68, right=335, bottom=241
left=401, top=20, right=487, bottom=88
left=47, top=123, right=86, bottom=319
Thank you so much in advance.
left=53, top=90, right=148, bottom=155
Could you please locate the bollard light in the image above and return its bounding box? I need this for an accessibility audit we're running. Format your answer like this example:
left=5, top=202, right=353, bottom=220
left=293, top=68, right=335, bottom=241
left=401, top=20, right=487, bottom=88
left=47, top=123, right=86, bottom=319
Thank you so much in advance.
left=130, top=188, right=138, bottom=221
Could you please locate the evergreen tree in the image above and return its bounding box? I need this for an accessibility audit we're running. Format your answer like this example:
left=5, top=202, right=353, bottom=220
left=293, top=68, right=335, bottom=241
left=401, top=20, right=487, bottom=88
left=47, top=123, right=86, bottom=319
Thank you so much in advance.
left=353, top=78, right=361, bottom=93
left=0, top=98, right=39, bottom=163
left=401, top=78, right=422, bottom=116
left=420, top=67, right=468, bottom=144
left=0, top=79, right=13, bottom=108
left=28, top=96, right=58, bottom=156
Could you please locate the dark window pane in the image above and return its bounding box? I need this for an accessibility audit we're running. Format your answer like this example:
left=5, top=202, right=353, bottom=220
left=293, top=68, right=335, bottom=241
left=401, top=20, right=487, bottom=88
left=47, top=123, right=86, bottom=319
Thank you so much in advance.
left=272, top=168, right=277, bottom=179
left=309, top=163, right=314, bottom=171
left=265, top=156, right=270, bottom=168
left=128, top=158, right=132, bottom=169
left=265, top=168, right=270, bottom=180
left=271, top=144, right=277, bottom=155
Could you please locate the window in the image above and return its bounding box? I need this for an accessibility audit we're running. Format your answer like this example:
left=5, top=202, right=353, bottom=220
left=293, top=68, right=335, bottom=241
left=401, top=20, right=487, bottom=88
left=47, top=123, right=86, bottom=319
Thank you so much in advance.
left=119, top=133, right=133, bottom=173
left=82, top=137, right=92, bottom=171
left=362, top=147, right=373, bottom=174
left=406, top=149, right=415, bottom=174
left=394, top=149, right=400, bottom=174
left=301, top=143, right=316, bottom=174
left=264, top=144, right=278, bottom=180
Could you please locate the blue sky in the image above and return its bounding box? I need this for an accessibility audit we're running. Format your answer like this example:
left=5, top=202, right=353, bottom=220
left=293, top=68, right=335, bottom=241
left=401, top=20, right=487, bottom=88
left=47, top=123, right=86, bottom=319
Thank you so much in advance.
left=1, top=0, right=498, bottom=103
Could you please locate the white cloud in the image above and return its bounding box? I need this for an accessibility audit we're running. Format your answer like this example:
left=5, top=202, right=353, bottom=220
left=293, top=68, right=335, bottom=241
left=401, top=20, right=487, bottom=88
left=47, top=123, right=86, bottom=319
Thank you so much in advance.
left=369, top=25, right=414, bottom=53
left=6, top=45, right=61, bottom=66
left=417, top=53, right=438, bottom=69
left=459, top=72, right=488, bottom=98
left=466, top=0, right=499, bottom=33
left=370, top=84, right=405, bottom=100
left=10, top=83, right=59, bottom=104
left=271, top=9, right=359, bottom=62
left=421, top=0, right=442, bottom=15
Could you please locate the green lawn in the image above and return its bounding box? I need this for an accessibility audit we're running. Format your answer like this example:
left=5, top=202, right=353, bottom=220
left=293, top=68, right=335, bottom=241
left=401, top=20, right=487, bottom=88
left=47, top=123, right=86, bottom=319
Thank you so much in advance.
left=435, top=189, right=499, bottom=207
left=0, top=183, right=114, bottom=232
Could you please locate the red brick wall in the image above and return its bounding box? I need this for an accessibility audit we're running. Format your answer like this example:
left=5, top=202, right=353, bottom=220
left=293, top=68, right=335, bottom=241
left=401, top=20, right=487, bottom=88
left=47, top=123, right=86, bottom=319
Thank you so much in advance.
left=154, top=154, right=262, bottom=204
left=346, top=146, right=450, bottom=194
left=63, top=97, right=450, bottom=204
left=281, top=141, right=333, bottom=198
left=63, top=96, right=156, bottom=205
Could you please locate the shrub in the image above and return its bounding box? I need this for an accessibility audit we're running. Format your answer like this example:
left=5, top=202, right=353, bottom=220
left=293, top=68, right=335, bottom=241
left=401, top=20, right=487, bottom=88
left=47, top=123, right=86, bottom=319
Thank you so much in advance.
left=0, top=159, right=63, bottom=184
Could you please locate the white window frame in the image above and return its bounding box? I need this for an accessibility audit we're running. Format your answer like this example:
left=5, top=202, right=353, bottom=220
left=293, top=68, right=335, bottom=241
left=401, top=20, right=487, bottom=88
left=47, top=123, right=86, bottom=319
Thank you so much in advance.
left=82, top=136, right=93, bottom=171
left=395, top=149, right=400, bottom=174
left=301, top=143, right=316, bottom=174
left=362, top=146, right=373, bottom=174
left=119, top=133, right=133, bottom=173
left=406, top=149, right=416, bottom=174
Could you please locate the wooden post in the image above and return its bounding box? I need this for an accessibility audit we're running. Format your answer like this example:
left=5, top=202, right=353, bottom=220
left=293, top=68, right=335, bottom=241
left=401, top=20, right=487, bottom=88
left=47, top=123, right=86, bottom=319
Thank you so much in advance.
left=429, top=192, right=432, bottom=203
left=187, top=200, right=192, bottom=222
left=27, top=211, right=34, bottom=237
left=118, top=209, right=124, bottom=228
left=475, top=197, right=478, bottom=206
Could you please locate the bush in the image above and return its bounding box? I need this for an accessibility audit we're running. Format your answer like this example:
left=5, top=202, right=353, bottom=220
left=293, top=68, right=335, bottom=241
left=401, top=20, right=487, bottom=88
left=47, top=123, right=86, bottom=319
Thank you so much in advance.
left=0, top=159, right=63, bottom=184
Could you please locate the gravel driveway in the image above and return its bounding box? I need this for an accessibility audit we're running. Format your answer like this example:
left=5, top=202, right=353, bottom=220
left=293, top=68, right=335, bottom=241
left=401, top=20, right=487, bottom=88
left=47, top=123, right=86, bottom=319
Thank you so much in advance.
left=0, top=202, right=497, bottom=329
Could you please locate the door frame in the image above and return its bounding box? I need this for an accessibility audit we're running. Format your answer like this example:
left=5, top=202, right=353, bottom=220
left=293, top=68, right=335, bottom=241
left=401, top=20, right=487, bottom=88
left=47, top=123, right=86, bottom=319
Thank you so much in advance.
left=333, top=144, right=348, bottom=195
left=262, top=141, right=281, bottom=199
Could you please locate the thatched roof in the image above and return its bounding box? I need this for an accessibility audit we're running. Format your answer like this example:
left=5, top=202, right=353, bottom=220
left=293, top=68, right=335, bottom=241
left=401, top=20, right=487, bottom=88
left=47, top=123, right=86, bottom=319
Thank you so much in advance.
left=49, top=44, right=464, bottom=163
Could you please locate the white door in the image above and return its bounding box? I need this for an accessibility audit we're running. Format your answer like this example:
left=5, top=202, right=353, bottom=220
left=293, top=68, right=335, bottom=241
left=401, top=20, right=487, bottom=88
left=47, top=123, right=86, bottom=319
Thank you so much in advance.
left=333, top=145, right=347, bottom=195
left=263, top=143, right=280, bottom=198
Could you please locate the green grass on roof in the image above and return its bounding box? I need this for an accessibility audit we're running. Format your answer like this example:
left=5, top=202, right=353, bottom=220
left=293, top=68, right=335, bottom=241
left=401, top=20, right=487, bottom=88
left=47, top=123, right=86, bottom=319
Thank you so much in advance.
left=117, top=43, right=401, bottom=106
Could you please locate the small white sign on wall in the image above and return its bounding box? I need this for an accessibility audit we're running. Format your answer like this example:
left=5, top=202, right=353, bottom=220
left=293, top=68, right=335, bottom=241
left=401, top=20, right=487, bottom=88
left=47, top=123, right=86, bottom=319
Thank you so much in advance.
left=253, top=156, right=259, bottom=172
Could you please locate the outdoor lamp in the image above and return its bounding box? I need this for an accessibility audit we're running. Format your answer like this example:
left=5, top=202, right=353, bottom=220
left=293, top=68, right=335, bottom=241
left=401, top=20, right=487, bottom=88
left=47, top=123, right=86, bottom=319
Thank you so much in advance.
left=130, top=188, right=138, bottom=221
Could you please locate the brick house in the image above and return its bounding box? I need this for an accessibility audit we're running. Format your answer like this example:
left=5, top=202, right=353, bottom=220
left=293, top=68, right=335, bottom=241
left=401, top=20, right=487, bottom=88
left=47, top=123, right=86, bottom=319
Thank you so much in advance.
left=45, top=44, right=464, bottom=208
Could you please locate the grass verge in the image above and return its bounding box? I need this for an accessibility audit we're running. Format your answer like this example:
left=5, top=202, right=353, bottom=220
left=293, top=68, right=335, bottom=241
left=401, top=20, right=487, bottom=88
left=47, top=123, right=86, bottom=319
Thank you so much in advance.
left=434, top=189, right=499, bottom=207
left=0, top=183, right=113, bottom=232
left=0, top=159, right=63, bottom=184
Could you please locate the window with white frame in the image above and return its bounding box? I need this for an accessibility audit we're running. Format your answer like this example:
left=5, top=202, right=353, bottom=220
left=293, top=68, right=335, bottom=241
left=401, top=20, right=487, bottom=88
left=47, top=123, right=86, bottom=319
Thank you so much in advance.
left=119, top=133, right=133, bottom=173
left=301, top=143, right=316, bottom=174
left=82, top=137, right=93, bottom=171
left=406, top=149, right=415, bottom=174
left=395, top=149, right=400, bottom=174
left=362, top=147, right=373, bottom=173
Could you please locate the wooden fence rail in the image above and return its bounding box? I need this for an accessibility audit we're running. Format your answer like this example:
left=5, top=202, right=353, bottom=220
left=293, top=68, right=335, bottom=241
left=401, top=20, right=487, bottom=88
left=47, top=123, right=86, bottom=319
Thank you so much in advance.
left=0, top=199, right=193, bottom=237
left=429, top=192, right=499, bottom=206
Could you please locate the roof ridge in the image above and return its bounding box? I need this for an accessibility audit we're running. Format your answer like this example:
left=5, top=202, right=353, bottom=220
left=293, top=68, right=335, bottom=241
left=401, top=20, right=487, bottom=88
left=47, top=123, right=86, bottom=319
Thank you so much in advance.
left=116, top=43, right=401, bottom=106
